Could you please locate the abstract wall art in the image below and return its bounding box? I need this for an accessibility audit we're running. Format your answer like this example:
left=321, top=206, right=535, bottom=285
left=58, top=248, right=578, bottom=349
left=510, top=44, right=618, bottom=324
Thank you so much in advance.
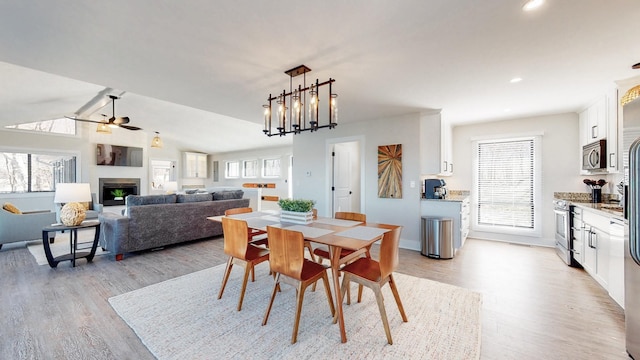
left=378, top=144, right=402, bottom=198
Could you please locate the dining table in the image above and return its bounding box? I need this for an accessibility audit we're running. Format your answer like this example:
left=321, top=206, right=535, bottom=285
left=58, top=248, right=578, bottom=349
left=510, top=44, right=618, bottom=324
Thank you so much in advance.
left=208, top=210, right=397, bottom=343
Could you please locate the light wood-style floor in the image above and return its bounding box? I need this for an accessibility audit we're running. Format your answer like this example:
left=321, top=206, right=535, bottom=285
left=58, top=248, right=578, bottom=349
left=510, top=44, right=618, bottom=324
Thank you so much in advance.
left=0, top=236, right=628, bottom=359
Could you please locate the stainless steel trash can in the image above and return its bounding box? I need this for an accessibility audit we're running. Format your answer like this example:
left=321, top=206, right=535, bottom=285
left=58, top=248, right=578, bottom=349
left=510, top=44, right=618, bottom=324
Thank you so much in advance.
left=421, top=217, right=454, bottom=259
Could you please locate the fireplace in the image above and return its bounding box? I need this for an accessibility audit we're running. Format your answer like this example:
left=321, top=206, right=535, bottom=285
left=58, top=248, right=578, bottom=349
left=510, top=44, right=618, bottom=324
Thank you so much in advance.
left=99, top=178, right=141, bottom=206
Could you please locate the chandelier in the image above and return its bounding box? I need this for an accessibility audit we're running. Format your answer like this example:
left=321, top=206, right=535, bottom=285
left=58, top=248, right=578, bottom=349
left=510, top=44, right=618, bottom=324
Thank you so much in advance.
left=263, top=65, right=337, bottom=137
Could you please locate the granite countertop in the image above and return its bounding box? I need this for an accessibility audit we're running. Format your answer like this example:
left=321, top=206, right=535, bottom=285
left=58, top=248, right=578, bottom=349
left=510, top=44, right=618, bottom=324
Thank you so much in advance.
left=422, top=190, right=470, bottom=202
left=569, top=201, right=624, bottom=217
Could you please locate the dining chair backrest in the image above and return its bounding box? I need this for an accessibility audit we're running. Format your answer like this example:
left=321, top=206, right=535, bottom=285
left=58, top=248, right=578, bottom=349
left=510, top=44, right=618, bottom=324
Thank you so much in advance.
left=335, top=211, right=366, bottom=222
left=221, top=217, right=250, bottom=259
left=266, top=226, right=305, bottom=280
left=379, top=226, right=402, bottom=279
left=225, top=207, right=253, bottom=216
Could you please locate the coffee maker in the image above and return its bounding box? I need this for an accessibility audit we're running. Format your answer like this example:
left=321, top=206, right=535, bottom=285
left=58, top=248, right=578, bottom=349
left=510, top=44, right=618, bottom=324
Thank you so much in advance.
left=424, top=179, right=447, bottom=199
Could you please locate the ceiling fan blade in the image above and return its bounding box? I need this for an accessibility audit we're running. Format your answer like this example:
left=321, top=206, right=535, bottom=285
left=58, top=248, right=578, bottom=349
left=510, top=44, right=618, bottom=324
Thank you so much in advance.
left=113, top=116, right=130, bottom=125
left=64, top=116, right=101, bottom=124
left=118, top=124, right=142, bottom=131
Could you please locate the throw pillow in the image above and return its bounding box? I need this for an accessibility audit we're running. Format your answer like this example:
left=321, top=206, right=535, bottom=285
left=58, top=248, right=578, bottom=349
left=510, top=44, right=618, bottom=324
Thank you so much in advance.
left=3, top=202, right=22, bottom=214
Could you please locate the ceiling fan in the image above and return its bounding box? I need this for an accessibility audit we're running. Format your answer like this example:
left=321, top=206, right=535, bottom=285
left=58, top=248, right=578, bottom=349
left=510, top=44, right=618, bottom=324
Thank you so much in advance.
left=66, top=95, right=142, bottom=131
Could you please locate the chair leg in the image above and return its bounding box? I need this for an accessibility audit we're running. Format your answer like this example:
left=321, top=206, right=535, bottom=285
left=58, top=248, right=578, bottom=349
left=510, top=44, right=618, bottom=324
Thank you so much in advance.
left=217, top=257, right=234, bottom=300
left=357, top=284, right=364, bottom=303
left=251, top=266, right=255, bottom=282
left=321, top=272, right=336, bottom=317
left=291, top=282, right=307, bottom=344
left=237, top=263, right=252, bottom=311
left=262, top=273, right=280, bottom=326
left=372, top=284, right=393, bottom=345
left=346, top=279, right=351, bottom=305
left=388, top=274, right=408, bottom=322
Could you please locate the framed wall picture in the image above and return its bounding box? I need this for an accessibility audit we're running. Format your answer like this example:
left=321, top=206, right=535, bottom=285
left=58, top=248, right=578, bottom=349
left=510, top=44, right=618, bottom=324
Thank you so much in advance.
left=378, top=144, right=402, bottom=198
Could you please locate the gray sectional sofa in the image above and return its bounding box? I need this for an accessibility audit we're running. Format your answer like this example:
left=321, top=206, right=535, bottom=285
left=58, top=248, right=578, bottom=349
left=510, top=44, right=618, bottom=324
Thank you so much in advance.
left=99, top=190, right=249, bottom=260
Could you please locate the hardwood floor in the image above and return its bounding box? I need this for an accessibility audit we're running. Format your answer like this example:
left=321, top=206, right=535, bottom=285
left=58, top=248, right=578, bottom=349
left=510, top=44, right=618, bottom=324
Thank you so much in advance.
left=0, top=237, right=628, bottom=359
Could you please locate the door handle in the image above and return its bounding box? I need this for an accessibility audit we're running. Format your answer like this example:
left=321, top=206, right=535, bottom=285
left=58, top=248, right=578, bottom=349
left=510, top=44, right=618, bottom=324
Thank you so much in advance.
left=349, top=191, right=352, bottom=195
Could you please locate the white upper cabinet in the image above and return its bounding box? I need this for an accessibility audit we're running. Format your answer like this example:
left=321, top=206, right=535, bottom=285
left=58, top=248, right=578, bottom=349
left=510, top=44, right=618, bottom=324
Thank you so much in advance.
left=420, top=111, right=453, bottom=176
left=578, top=88, right=619, bottom=174
left=183, top=152, right=208, bottom=178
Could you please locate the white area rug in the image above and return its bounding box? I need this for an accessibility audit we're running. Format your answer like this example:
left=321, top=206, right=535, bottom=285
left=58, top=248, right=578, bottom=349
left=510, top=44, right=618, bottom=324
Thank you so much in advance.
left=27, top=229, right=108, bottom=266
left=109, top=262, right=482, bottom=359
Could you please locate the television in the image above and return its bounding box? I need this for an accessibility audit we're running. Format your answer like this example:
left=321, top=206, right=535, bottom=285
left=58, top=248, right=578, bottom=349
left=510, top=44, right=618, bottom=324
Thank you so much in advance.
left=97, top=144, right=143, bottom=167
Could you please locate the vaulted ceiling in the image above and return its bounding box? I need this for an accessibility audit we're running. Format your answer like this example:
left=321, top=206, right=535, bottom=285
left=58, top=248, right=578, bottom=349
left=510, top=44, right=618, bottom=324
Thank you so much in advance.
left=0, top=1, right=639, bottom=153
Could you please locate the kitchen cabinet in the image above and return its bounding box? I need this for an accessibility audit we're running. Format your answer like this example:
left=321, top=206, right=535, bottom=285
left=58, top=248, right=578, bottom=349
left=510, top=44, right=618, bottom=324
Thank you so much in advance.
left=578, top=88, right=619, bottom=174
left=421, top=196, right=469, bottom=249
left=582, top=208, right=611, bottom=290
left=183, top=152, right=208, bottom=178
left=420, top=112, right=453, bottom=176
left=609, top=217, right=625, bottom=308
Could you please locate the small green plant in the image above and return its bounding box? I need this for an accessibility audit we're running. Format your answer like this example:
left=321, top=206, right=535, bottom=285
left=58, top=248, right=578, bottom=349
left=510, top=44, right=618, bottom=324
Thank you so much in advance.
left=111, top=189, right=126, bottom=198
left=278, top=198, right=315, bottom=212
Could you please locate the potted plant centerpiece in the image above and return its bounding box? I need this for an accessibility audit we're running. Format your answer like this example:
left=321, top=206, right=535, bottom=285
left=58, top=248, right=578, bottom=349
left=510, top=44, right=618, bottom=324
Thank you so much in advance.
left=278, top=198, right=315, bottom=224
left=111, top=189, right=126, bottom=201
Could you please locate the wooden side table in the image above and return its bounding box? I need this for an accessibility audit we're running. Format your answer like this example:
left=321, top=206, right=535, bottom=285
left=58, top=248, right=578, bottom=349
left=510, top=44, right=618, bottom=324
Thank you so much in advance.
left=41, top=221, right=101, bottom=268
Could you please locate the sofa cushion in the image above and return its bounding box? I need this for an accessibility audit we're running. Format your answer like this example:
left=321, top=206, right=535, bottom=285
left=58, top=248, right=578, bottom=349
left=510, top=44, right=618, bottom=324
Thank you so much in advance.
left=212, top=190, right=244, bottom=200
left=2, top=202, right=21, bottom=214
left=176, top=193, right=212, bottom=203
left=126, top=194, right=177, bottom=206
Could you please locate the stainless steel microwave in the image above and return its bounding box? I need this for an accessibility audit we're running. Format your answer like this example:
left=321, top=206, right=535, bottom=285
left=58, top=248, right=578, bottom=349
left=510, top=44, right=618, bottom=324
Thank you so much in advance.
left=582, top=139, right=607, bottom=170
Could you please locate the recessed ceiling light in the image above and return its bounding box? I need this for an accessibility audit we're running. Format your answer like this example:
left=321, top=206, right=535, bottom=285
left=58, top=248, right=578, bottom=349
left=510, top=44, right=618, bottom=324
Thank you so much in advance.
left=510, top=77, right=523, bottom=83
left=523, top=0, right=544, bottom=11
left=504, top=108, right=511, bottom=112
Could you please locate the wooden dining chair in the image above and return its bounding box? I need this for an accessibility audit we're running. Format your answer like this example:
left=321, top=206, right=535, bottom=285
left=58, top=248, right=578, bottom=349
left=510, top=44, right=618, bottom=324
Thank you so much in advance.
left=312, top=211, right=368, bottom=302
left=262, top=226, right=335, bottom=344
left=339, top=226, right=408, bottom=345
left=224, top=207, right=268, bottom=247
left=218, top=217, right=270, bottom=311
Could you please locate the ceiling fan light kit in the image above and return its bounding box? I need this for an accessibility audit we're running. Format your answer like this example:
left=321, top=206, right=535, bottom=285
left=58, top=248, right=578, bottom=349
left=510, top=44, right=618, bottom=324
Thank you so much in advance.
left=263, top=64, right=337, bottom=137
left=96, top=122, right=111, bottom=134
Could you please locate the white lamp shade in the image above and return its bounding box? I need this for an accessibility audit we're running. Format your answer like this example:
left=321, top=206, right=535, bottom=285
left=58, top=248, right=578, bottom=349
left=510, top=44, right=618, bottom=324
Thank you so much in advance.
left=54, top=183, right=92, bottom=204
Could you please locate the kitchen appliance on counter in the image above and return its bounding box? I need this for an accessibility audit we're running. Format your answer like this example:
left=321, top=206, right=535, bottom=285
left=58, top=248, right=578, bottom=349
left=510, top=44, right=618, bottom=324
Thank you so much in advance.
left=424, top=179, right=447, bottom=199
left=623, top=88, right=640, bottom=359
left=582, top=139, right=607, bottom=171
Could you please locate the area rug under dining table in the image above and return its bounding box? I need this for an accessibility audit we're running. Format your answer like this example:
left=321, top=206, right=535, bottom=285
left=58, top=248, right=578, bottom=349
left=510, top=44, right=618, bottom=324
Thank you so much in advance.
left=109, top=262, right=482, bottom=359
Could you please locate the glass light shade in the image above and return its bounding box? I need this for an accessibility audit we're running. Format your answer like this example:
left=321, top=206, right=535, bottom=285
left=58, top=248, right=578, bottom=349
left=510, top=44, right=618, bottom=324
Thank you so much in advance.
left=621, top=85, right=640, bottom=107
left=292, top=90, right=301, bottom=128
left=309, top=85, right=318, bottom=126
left=263, top=104, right=270, bottom=132
left=277, top=96, right=285, bottom=130
left=151, top=132, right=163, bottom=148
left=330, top=94, right=338, bottom=125
left=96, top=123, right=112, bottom=134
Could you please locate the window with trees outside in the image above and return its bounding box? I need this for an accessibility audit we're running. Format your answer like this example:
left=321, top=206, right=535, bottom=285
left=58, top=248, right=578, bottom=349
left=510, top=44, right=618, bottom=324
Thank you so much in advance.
left=262, top=158, right=281, bottom=178
left=225, top=161, right=240, bottom=179
left=243, top=159, right=258, bottom=178
left=474, top=136, right=540, bottom=235
left=0, top=152, right=77, bottom=193
left=4, top=118, right=76, bottom=135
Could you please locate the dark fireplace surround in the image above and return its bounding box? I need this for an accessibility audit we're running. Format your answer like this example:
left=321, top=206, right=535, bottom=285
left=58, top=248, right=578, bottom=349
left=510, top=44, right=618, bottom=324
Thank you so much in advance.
left=99, top=178, right=141, bottom=206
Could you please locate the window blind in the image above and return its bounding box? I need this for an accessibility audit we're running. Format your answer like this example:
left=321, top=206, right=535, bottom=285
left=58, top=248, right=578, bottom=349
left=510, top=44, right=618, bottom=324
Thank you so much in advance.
left=477, top=138, right=535, bottom=229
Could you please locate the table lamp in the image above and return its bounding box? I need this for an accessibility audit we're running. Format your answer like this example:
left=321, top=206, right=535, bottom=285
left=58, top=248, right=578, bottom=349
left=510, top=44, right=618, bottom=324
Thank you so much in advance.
left=54, top=183, right=92, bottom=226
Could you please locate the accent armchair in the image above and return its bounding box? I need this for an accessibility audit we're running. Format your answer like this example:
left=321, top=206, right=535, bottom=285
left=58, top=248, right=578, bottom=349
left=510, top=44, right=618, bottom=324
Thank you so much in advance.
left=0, top=209, right=56, bottom=250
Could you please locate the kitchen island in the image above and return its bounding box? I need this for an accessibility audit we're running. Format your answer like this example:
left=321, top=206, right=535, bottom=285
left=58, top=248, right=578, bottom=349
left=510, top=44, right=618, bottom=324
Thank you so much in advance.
left=420, top=192, right=470, bottom=250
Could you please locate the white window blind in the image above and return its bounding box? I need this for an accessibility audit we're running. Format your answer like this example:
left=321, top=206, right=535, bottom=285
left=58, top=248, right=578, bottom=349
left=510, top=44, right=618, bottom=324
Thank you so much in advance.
left=477, top=138, right=535, bottom=229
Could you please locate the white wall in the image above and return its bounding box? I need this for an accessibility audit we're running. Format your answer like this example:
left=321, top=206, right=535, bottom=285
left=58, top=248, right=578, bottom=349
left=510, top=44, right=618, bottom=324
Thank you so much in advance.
left=445, top=112, right=588, bottom=246
left=292, top=113, right=423, bottom=250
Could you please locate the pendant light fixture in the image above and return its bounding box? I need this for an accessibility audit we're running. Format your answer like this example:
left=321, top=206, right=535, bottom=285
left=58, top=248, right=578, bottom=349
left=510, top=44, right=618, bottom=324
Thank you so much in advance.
left=151, top=131, right=163, bottom=148
left=263, top=65, right=337, bottom=137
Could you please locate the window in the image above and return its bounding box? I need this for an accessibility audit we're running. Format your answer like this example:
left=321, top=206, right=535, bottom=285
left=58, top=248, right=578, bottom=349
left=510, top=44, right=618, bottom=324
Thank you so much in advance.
left=243, top=160, right=258, bottom=178
left=0, top=152, right=76, bottom=193
left=262, top=158, right=281, bottom=178
left=225, top=161, right=240, bottom=179
left=5, top=118, right=76, bottom=135
left=474, top=136, right=539, bottom=235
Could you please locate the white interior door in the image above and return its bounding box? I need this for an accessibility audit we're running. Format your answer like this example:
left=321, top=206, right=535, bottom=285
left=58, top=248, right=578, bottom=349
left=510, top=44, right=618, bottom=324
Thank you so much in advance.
left=333, top=141, right=360, bottom=214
